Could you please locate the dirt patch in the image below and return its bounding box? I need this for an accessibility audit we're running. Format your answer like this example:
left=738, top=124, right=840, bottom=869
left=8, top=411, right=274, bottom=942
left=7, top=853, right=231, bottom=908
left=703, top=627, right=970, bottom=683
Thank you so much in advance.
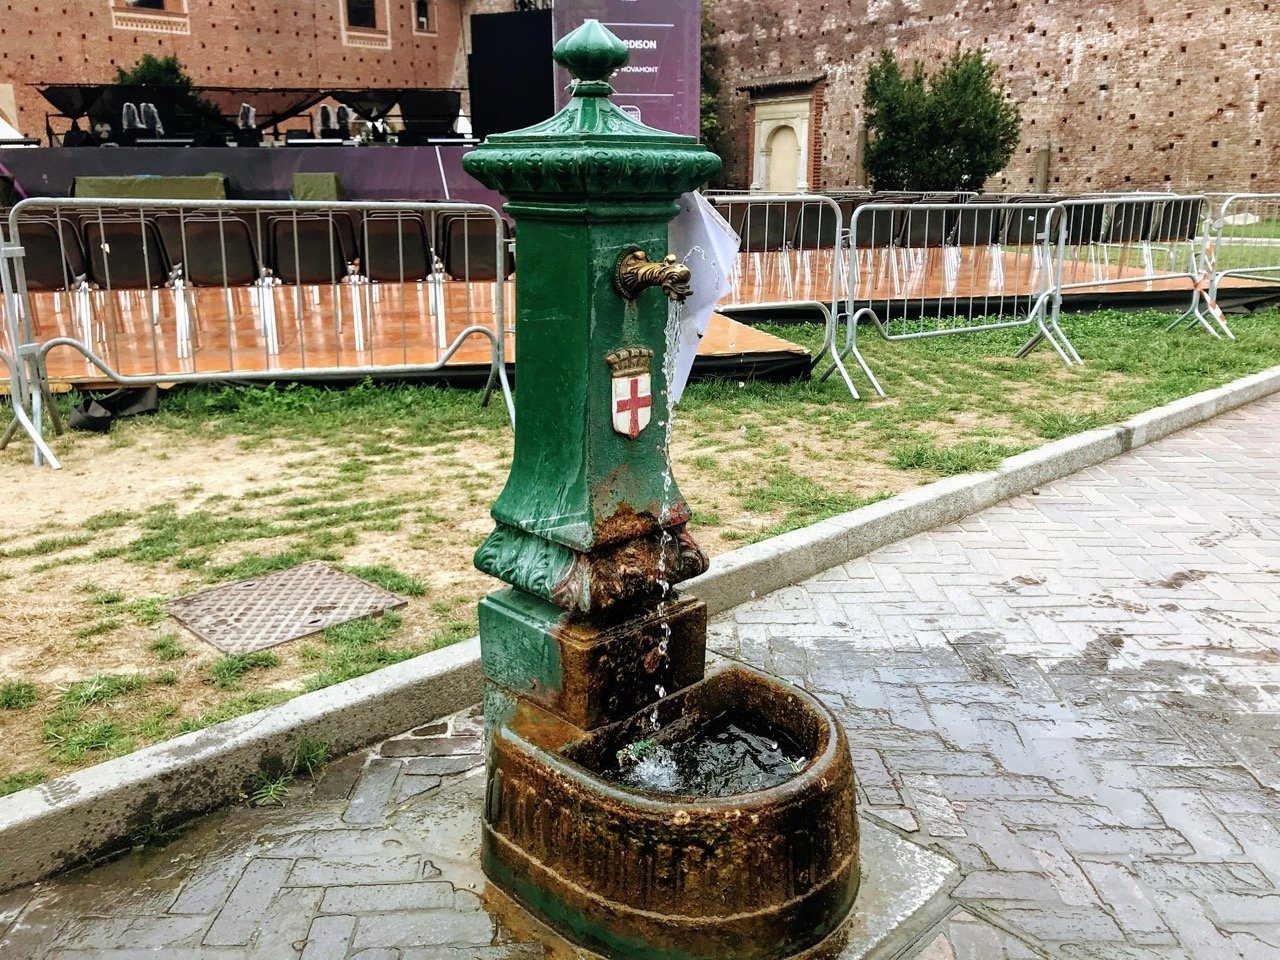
left=0, top=319, right=1255, bottom=787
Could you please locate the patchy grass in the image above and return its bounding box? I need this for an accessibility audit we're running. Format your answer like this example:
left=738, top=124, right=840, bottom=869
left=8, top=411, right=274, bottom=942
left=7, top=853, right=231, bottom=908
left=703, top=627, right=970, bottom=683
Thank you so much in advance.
left=2, top=306, right=1280, bottom=785
left=739, top=467, right=892, bottom=539
left=888, top=437, right=1023, bottom=475
left=340, top=564, right=428, bottom=597
left=301, top=613, right=425, bottom=691
left=0, top=770, right=45, bottom=796
left=0, top=533, right=95, bottom=560
left=43, top=714, right=129, bottom=764
left=209, top=652, right=280, bottom=691
left=248, top=770, right=293, bottom=807
left=128, top=597, right=170, bottom=626
left=1022, top=409, right=1112, bottom=440
left=74, top=619, right=123, bottom=641
left=294, top=737, right=329, bottom=778
left=61, top=673, right=148, bottom=707
left=201, top=548, right=339, bottom=583
left=149, top=634, right=188, bottom=662
left=0, top=680, right=39, bottom=710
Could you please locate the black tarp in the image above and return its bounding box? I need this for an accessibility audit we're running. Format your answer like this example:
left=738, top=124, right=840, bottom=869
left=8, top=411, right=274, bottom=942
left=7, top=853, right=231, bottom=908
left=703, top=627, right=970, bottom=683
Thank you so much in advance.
left=0, top=145, right=500, bottom=205
left=39, top=84, right=231, bottom=137
left=38, top=85, right=461, bottom=139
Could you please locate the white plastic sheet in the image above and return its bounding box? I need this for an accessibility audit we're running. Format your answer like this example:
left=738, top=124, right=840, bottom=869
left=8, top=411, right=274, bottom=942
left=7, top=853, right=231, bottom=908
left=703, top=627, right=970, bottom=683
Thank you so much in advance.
left=667, top=191, right=741, bottom=402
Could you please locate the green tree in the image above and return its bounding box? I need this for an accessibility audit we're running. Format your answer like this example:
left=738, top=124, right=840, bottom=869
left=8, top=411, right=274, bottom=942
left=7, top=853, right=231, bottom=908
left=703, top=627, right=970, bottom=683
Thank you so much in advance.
left=862, top=50, right=928, bottom=191
left=115, top=54, right=197, bottom=91
left=699, top=3, right=723, bottom=157
left=863, top=48, right=1021, bottom=191
left=114, top=54, right=218, bottom=137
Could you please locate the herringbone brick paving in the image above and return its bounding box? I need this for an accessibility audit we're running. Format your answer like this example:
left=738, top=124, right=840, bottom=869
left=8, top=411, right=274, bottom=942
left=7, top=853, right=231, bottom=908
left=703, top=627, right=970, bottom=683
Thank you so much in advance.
left=2, top=396, right=1278, bottom=958
left=711, top=395, right=1280, bottom=959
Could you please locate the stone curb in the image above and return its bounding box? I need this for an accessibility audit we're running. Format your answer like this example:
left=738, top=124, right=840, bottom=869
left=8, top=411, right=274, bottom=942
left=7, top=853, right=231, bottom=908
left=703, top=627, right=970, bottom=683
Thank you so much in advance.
left=0, top=638, right=482, bottom=893
left=2, top=362, right=1277, bottom=894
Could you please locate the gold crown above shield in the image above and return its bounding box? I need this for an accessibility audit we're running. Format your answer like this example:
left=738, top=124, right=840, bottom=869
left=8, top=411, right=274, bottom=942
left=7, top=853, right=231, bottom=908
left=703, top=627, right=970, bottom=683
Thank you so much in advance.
left=604, top=347, right=653, bottom=378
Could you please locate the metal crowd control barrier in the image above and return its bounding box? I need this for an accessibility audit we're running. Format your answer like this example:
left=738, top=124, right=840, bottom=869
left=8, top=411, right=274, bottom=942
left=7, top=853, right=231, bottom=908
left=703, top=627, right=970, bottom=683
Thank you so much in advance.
left=1176, top=192, right=1280, bottom=339
left=1042, top=193, right=1219, bottom=341
left=710, top=193, right=877, bottom=398
left=709, top=191, right=1220, bottom=398
left=834, top=198, right=1076, bottom=385
left=0, top=197, right=515, bottom=468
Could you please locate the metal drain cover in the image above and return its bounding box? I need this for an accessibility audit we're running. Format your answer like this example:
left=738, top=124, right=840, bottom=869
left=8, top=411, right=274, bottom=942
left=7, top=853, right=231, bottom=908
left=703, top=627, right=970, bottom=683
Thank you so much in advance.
left=166, top=561, right=408, bottom=654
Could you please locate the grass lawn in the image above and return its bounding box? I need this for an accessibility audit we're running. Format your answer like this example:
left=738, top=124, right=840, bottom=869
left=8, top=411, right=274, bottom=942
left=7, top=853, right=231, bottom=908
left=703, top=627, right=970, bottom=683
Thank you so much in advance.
left=1, top=305, right=1278, bottom=794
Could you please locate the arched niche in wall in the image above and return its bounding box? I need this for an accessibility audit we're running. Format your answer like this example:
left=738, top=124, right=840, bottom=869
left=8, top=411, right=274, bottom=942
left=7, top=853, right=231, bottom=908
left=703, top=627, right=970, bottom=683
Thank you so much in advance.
left=750, top=94, right=812, bottom=193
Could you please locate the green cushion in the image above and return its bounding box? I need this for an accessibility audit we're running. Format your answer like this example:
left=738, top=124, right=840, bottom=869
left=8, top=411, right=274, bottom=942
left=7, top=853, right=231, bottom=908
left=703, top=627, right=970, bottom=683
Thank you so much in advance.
left=291, top=172, right=343, bottom=202
left=71, top=174, right=227, bottom=200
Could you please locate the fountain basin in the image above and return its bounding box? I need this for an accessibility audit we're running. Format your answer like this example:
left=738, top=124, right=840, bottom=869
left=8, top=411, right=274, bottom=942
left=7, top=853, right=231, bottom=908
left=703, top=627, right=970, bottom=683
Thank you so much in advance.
left=483, top=665, right=860, bottom=960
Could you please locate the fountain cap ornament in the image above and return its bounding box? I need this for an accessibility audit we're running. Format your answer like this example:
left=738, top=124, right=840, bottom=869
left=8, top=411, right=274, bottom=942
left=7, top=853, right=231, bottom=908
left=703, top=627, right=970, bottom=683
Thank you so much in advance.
left=553, top=18, right=629, bottom=90
left=462, top=19, right=721, bottom=201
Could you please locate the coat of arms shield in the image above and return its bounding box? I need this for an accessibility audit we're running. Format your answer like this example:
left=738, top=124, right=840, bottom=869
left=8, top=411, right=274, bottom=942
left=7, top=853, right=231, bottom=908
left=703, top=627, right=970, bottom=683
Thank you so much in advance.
left=605, top=347, right=654, bottom=440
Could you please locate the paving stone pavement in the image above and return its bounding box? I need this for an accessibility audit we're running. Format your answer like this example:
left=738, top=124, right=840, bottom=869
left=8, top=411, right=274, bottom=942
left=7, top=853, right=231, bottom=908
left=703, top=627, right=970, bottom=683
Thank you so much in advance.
left=710, top=395, right=1280, bottom=959
left=3, top=396, right=1280, bottom=958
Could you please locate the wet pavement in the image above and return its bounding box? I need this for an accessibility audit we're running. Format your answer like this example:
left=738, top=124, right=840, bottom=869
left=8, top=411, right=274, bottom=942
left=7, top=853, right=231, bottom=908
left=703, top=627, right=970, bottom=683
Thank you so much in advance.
left=3, top=394, right=1280, bottom=958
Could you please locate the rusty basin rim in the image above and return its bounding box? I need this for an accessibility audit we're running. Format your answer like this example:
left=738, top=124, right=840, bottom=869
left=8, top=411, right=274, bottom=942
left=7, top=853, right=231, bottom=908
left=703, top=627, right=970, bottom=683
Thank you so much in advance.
left=497, top=664, right=844, bottom=812
left=484, top=825, right=860, bottom=927
left=483, top=664, right=860, bottom=958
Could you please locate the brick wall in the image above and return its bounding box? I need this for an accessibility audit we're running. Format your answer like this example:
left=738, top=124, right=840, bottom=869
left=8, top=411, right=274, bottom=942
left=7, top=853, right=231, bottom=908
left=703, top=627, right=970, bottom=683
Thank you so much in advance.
left=704, top=0, right=1280, bottom=193
left=0, top=0, right=467, bottom=135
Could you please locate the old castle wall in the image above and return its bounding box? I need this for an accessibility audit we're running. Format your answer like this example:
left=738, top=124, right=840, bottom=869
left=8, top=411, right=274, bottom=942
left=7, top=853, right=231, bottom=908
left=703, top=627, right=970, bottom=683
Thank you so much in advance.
left=0, top=0, right=465, bottom=135
left=704, top=0, right=1279, bottom=192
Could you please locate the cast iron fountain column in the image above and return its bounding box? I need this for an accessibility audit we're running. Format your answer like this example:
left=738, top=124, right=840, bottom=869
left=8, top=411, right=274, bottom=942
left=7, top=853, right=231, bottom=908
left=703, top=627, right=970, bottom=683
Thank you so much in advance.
left=465, top=18, right=716, bottom=745
left=463, top=21, right=859, bottom=960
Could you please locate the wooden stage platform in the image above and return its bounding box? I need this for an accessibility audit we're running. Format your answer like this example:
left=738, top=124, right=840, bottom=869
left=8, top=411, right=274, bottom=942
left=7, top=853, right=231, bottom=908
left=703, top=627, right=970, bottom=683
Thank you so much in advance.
left=9, top=244, right=1277, bottom=392
left=727, top=244, right=1274, bottom=308
left=14, top=280, right=812, bottom=389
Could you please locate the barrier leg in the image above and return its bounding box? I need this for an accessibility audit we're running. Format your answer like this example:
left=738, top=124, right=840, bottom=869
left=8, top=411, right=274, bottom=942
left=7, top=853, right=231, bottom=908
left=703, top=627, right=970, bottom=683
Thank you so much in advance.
left=1016, top=296, right=1078, bottom=366
left=32, top=356, right=64, bottom=437
left=0, top=347, right=60, bottom=468
left=1204, top=277, right=1235, bottom=340
left=816, top=304, right=890, bottom=400
left=811, top=301, right=859, bottom=399
left=479, top=335, right=515, bottom=426
left=846, top=315, right=886, bottom=398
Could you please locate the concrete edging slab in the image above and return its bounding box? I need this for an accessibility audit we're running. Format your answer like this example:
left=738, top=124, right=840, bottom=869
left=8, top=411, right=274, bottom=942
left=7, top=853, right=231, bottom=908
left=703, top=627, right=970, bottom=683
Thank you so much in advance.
left=2, top=362, right=1277, bottom=894
left=0, top=639, right=482, bottom=893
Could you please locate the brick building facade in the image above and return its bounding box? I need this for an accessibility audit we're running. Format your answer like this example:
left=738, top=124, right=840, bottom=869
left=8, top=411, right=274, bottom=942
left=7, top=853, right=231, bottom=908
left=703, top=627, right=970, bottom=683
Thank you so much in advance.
left=703, top=0, right=1280, bottom=193
left=0, top=0, right=467, bottom=136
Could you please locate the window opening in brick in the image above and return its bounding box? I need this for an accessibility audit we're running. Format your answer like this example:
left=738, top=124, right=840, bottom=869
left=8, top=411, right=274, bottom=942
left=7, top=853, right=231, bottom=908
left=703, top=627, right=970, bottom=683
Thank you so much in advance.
left=347, top=0, right=375, bottom=28
left=415, top=0, right=434, bottom=31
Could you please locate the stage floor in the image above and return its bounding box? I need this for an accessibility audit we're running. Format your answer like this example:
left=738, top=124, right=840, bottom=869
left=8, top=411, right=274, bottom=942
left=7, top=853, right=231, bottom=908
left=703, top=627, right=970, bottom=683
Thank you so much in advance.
left=9, top=245, right=1275, bottom=392
left=13, top=280, right=812, bottom=389
left=723, top=245, right=1280, bottom=319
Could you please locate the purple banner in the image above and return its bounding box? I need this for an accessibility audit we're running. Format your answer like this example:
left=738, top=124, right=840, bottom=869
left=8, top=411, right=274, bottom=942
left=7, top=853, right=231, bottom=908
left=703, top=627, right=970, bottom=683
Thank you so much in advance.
left=0, top=145, right=504, bottom=208
left=553, top=0, right=700, bottom=138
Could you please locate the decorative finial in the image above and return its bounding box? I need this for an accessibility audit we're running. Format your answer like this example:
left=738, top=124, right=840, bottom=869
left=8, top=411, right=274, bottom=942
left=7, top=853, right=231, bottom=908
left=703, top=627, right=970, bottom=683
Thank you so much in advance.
left=553, top=19, right=629, bottom=95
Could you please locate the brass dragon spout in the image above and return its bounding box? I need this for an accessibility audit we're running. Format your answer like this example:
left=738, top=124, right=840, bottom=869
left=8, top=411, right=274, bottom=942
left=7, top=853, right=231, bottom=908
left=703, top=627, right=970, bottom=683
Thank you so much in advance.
left=614, top=247, right=693, bottom=303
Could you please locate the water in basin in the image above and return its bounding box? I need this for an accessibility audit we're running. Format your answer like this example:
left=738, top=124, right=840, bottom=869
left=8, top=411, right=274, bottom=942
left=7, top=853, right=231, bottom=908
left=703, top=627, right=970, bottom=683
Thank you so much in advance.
left=611, top=714, right=808, bottom=797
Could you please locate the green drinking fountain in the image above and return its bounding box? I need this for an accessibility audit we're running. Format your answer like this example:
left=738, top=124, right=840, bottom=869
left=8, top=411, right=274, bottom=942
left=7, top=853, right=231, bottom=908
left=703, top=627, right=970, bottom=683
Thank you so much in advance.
left=462, top=20, right=859, bottom=960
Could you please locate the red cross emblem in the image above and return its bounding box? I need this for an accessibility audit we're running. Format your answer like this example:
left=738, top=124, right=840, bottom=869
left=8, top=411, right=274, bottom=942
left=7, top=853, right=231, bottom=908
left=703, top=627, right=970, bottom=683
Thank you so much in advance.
left=612, top=373, right=653, bottom=439
left=605, top=347, right=655, bottom=440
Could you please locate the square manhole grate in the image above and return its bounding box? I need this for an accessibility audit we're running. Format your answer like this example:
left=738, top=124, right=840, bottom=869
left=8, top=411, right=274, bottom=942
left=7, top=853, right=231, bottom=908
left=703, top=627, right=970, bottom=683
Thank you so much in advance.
left=166, top=561, right=408, bottom=654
